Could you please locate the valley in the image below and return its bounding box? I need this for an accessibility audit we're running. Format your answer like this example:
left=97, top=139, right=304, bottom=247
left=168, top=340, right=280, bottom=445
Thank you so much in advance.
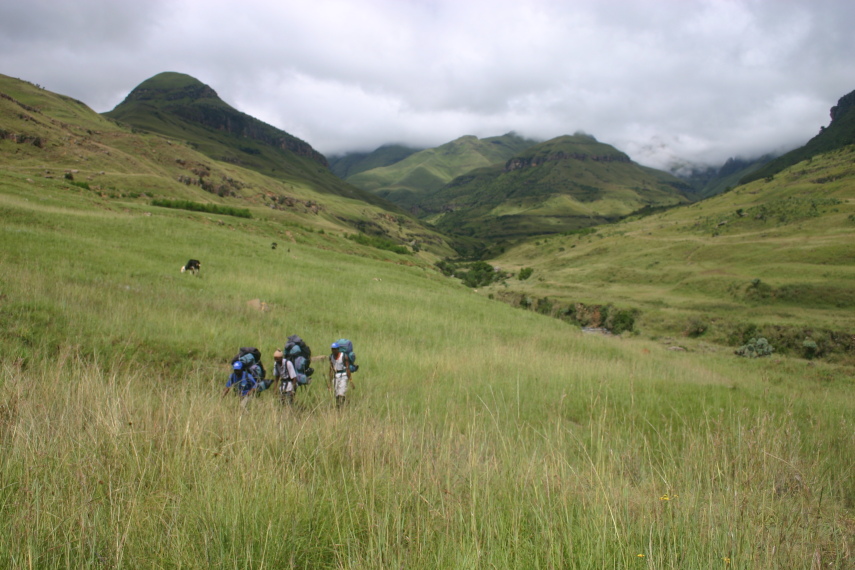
left=1, top=72, right=853, bottom=568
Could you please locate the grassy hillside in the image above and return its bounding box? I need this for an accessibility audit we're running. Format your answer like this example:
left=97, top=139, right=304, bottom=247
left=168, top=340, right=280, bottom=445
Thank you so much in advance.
left=1, top=152, right=854, bottom=568
left=0, top=73, right=453, bottom=257
left=422, top=134, right=692, bottom=245
left=103, top=72, right=395, bottom=210
left=345, top=133, right=537, bottom=208
left=488, top=145, right=855, bottom=360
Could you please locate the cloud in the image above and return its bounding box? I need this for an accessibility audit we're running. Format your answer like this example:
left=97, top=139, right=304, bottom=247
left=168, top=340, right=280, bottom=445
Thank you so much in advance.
left=1, top=0, right=853, bottom=169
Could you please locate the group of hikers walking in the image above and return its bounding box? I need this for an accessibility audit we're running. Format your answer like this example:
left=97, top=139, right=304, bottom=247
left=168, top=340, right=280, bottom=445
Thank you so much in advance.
left=222, top=335, right=358, bottom=408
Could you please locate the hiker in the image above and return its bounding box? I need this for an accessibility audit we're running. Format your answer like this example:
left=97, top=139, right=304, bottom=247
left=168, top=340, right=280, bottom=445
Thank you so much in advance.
left=222, top=361, right=257, bottom=400
left=230, top=347, right=271, bottom=395
left=329, top=342, right=354, bottom=408
left=272, top=349, right=298, bottom=405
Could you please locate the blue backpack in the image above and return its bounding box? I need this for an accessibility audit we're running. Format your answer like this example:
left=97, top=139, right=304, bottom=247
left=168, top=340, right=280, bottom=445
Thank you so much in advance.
left=332, top=339, right=359, bottom=373
left=232, top=347, right=266, bottom=381
left=284, top=335, right=313, bottom=385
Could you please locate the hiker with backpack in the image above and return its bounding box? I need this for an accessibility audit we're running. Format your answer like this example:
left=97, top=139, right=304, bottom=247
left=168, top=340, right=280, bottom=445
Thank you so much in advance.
left=272, top=349, right=298, bottom=405
left=329, top=340, right=357, bottom=408
left=222, top=360, right=258, bottom=400
left=223, top=347, right=272, bottom=403
left=278, top=335, right=315, bottom=405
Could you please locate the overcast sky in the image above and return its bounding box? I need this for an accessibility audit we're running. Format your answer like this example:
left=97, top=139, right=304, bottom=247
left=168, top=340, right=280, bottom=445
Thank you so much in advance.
left=2, top=0, right=853, bottom=170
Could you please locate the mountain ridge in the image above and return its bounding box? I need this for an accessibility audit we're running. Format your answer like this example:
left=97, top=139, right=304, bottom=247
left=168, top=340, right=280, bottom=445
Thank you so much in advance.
left=418, top=134, right=693, bottom=246
left=103, top=72, right=399, bottom=210
left=342, top=132, right=539, bottom=209
left=740, top=88, right=855, bottom=184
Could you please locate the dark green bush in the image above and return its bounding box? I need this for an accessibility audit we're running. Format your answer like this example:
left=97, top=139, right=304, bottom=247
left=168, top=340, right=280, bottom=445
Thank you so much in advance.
left=802, top=339, right=819, bottom=360
left=347, top=233, right=410, bottom=255
left=435, top=259, right=456, bottom=277
left=460, top=261, right=497, bottom=288
left=518, top=267, right=534, bottom=280
left=603, top=305, right=638, bottom=335
left=684, top=317, right=709, bottom=337
left=535, top=297, right=554, bottom=315
left=151, top=199, right=251, bottom=218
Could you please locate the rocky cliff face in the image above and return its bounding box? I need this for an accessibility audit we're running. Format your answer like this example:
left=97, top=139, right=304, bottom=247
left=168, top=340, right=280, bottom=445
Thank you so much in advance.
left=505, top=151, right=630, bottom=172
left=169, top=103, right=328, bottom=166
left=830, top=89, right=855, bottom=123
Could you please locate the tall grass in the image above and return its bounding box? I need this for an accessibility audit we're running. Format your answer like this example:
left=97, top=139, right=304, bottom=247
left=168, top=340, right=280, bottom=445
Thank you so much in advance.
left=1, top=179, right=853, bottom=568
left=2, top=350, right=852, bottom=568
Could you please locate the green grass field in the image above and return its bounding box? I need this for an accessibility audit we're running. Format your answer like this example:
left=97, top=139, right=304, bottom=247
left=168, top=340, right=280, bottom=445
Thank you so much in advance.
left=1, top=168, right=853, bottom=568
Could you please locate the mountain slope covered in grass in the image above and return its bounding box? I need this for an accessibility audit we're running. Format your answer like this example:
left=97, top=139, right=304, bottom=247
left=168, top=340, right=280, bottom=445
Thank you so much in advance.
left=489, top=143, right=855, bottom=360
left=103, top=72, right=393, bottom=208
left=328, top=143, right=423, bottom=179
left=421, top=134, right=692, bottom=243
left=1, top=73, right=453, bottom=256
left=344, top=132, right=538, bottom=209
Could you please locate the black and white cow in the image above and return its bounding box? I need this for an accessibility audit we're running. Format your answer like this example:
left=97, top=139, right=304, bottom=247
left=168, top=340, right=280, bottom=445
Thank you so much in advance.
left=181, top=259, right=201, bottom=275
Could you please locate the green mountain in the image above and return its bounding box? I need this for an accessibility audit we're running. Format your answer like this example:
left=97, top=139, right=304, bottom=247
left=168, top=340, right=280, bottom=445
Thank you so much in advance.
left=103, top=72, right=391, bottom=208
left=740, top=88, right=855, bottom=185
left=0, top=73, right=453, bottom=257
left=328, top=144, right=422, bottom=179
left=344, top=133, right=538, bottom=209
left=420, top=134, right=692, bottom=243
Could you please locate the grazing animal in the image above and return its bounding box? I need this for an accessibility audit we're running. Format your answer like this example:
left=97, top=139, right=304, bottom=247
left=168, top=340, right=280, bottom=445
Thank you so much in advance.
left=181, top=259, right=201, bottom=275
left=271, top=242, right=278, bottom=250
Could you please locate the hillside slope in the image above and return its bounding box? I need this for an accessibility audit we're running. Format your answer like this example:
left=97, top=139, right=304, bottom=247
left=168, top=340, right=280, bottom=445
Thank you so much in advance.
left=0, top=73, right=453, bottom=257
left=421, top=134, right=692, bottom=242
left=489, top=143, right=855, bottom=359
left=344, top=133, right=538, bottom=209
left=103, top=72, right=394, bottom=209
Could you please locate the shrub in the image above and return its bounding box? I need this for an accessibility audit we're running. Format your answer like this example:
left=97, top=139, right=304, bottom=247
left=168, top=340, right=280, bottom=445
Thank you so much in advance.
left=535, top=297, right=554, bottom=315
left=347, top=233, right=410, bottom=255
left=735, top=337, right=775, bottom=358
left=435, top=259, right=456, bottom=277
left=150, top=199, right=251, bottom=219
left=743, top=278, right=773, bottom=301
left=460, top=261, right=496, bottom=288
left=684, top=317, right=709, bottom=338
left=603, top=305, right=638, bottom=335
left=802, top=339, right=819, bottom=360
left=518, top=267, right=534, bottom=280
